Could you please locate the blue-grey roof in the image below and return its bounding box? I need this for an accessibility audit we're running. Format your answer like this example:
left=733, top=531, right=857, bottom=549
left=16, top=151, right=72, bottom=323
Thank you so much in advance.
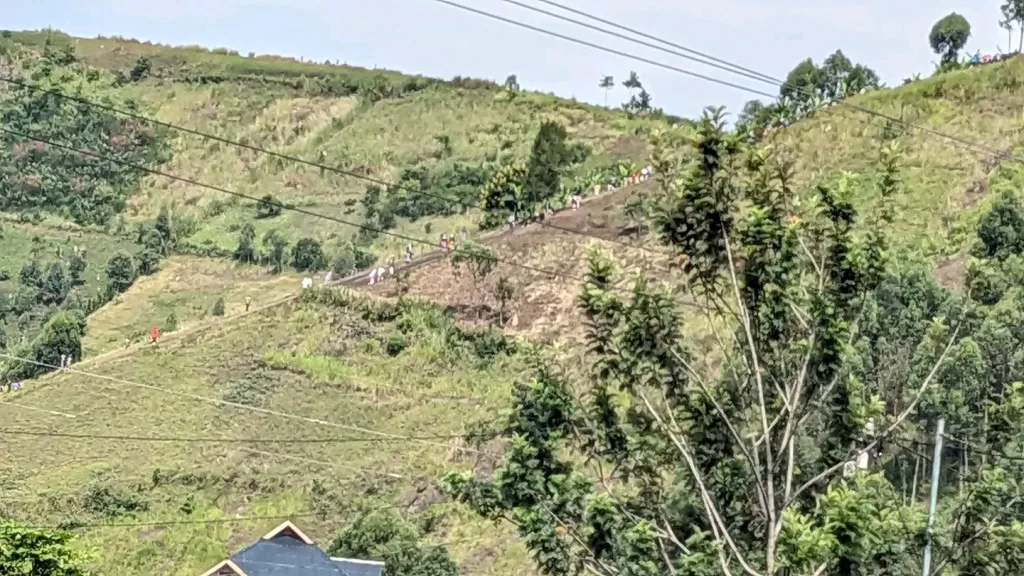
left=231, top=534, right=345, bottom=575
left=331, top=558, right=385, bottom=576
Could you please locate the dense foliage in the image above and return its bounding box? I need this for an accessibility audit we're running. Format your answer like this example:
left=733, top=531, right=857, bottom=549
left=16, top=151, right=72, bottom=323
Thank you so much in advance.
left=0, top=519, right=92, bottom=575
left=0, top=45, right=169, bottom=225
left=328, top=509, right=458, bottom=576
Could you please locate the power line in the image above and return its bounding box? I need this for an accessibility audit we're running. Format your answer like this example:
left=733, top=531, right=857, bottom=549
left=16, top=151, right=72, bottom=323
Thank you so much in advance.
left=433, top=0, right=1008, bottom=160
left=0, top=353, right=486, bottom=455
left=0, top=125, right=694, bottom=307
left=0, top=75, right=675, bottom=261
left=0, top=427, right=477, bottom=444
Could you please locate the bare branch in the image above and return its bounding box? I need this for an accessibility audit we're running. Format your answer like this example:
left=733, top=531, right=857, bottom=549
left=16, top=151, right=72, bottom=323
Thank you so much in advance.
left=636, top=389, right=764, bottom=576
left=722, top=231, right=778, bottom=573
left=670, top=349, right=768, bottom=516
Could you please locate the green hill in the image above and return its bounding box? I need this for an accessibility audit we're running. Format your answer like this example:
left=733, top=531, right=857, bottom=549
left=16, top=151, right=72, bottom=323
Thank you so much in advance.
left=5, top=24, right=1024, bottom=576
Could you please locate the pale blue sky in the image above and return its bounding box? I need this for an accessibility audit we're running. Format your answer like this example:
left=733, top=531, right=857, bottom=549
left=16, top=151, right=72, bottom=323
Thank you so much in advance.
left=5, top=0, right=1008, bottom=117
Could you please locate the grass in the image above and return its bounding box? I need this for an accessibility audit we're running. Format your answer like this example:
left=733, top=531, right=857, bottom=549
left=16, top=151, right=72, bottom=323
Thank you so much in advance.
left=0, top=221, right=135, bottom=294
left=81, top=255, right=303, bottom=358
left=774, top=54, right=1024, bottom=261
left=0, top=292, right=531, bottom=575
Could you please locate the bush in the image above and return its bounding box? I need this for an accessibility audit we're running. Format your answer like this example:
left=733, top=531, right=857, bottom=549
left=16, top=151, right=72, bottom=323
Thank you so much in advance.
left=385, top=334, right=407, bottom=357
left=255, top=194, right=282, bottom=219
left=291, top=237, right=326, bottom=271
left=211, top=297, right=226, bottom=317
left=163, top=311, right=179, bottom=332
left=104, top=251, right=137, bottom=294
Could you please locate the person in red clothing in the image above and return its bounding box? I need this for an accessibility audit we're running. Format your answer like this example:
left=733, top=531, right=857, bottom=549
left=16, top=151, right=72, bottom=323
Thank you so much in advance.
left=150, top=326, right=160, bottom=344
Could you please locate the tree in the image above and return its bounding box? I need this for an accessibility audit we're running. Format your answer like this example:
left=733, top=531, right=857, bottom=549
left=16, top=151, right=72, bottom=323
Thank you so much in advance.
left=129, top=56, right=151, bottom=81
left=68, top=253, right=87, bottom=287
left=599, top=75, right=614, bottom=105
left=233, top=222, right=258, bottom=264
left=450, top=241, right=496, bottom=317
left=443, top=107, right=982, bottom=575
left=975, top=191, right=1024, bottom=259
left=291, top=237, right=326, bottom=271
left=327, top=510, right=458, bottom=576
left=1002, top=0, right=1024, bottom=52
left=781, top=58, right=821, bottom=104
left=521, top=121, right=569, bottom=211
left=622, top=70, right=641, bottom=92
left=495, top=276, right=515, bottom=325
left=504, top=74, right=520, bottom=92
left=256, top=194, right=282, bottom=219
left=479, top=160, right=527, bottom=228
left=104, top=251, right=136, bottom=295
left=18, top=260, right=42, bottom=289
left=39, top=262, right=69, bottom=305
left=0, top=519, right=92, bottom=575
left=261, top=229, right=289, bottom=274
left=930, top=13, right=972, bottom=63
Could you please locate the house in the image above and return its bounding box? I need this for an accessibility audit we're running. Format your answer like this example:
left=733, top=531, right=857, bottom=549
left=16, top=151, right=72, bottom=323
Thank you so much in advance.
left=201, top=520, right=385, bottom=576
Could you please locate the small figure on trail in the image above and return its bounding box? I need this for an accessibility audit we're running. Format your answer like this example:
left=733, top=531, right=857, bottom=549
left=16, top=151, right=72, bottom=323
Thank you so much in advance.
left=11, top=381, right=21, bottom=392
left=376, top=266, right=387, bottom=282
left=244, top=296, right=252, bottom=312
left=406, top=243, right=414, bottom=262
left=387, top=257, right=395, bottom=278
left=368, top=267, right=378, bottom=285
left=60, top=354, right=67, bottom=371
left=460, top=228, right=467, bottom=241
left=324, top=271, right=333, bottom=284
left=302, top=277, right=313, bottom=289
left=507, top=212, right=516, bottom=231
left=440, top=233, right=449, bottom=252
left=150, top=326, right=160, bottom=345
left=544, top=200, right=554, bottom=216
left=571, top=195, right=581, bottom=211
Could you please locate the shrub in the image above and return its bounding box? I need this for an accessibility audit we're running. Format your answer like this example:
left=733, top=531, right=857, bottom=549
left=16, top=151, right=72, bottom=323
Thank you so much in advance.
left=291, top=237, right=326, bottom=271
left=385, top=334, right=407, bottom=357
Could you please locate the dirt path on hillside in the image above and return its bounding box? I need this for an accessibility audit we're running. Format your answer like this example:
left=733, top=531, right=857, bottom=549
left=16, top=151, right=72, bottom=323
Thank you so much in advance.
left=46, top=183, right=647, bottom=375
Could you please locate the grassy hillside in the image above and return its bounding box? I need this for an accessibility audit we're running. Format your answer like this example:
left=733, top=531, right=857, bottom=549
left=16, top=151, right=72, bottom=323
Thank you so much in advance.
left=0, top=290, right=531, bottom=575
left=3, top=29, right=671, bottom=263
left=6, top=25, right=1024, bottom=576
left=773, top=54, right=1024, bottom=265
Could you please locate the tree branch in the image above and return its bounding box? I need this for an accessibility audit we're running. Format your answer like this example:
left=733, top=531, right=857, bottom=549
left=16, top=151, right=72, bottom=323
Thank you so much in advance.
left=637, top=389, right=764, bottom=576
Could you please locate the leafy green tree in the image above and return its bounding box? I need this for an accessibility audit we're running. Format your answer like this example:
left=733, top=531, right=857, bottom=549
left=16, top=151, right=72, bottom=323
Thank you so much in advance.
left=291, top=237, right=326, bottom=271
left=39, top=262, right=69, bottom=305
left=68, top=253, right=87, bottom=287
left=0, top=519, right=92, bottom=575
left=104, top=250, right=136, bottom=294
left=18, top=260, right=43, bottom=289
left=504, top=74, right=520, bottom=92
left=479, top=160, right=527, bottom=228
left=599, top=75, right=615, bottom=105
left=261, top=229, right=289, bottom=274
left=327, top=510, right=458, bottom=576
left=521, top=121, right=569, bottom=211
left=930, top=13, right=972, bottom=63
left=256, top=194, right=282, bottom=219
left=1003, top=0, right=1024, bottom=51
left=129, top=56, right=151, bottom=81
left=451, top=241, right=496, bottom=316
left=233, top=222, right=258, bottom=264
left=975, top=190, right=1024, bottom=259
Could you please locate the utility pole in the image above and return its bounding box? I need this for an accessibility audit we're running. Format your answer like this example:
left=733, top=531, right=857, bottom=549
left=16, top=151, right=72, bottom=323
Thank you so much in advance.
left=922, top=418, right=945, bottom=576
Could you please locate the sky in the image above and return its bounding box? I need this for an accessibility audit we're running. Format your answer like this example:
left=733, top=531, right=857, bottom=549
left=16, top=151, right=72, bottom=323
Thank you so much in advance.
left=5, top=0, right=1010, bottom=118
